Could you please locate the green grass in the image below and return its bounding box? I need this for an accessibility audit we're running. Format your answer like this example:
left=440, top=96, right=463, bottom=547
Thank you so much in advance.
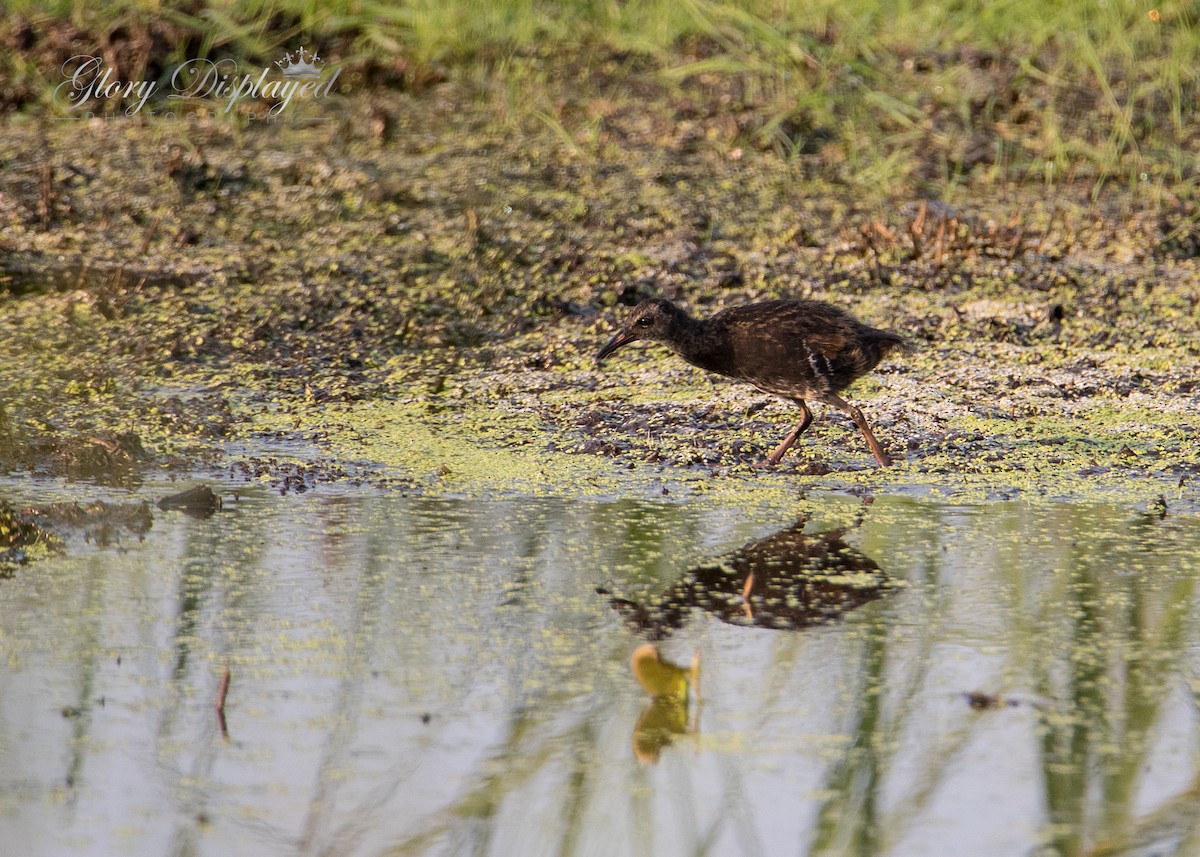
left=5, top=0, right=1200, bottom=194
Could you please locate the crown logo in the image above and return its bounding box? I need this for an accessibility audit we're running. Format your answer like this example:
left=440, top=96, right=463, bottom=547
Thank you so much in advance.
left=275, top=46, right=324, bottom=79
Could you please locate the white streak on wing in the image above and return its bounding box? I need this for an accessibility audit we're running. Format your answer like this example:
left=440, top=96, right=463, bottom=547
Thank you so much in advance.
left=804, top=343, right=832, bottom=393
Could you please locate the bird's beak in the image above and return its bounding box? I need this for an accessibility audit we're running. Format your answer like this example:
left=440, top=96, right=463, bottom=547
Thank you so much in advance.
left=596, top=328, right=636, bottom=363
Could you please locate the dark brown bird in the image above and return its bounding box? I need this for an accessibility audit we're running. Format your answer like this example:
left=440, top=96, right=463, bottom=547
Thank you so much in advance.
left=596, top=298, right=907, bottom=467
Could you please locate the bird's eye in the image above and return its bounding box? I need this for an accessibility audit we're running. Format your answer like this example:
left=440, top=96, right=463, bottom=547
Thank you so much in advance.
left=636, top=317, right=653, bottom=327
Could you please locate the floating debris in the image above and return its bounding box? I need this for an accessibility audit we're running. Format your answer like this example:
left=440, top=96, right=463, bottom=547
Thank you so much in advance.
left=158, top=485, right=222, bottom=519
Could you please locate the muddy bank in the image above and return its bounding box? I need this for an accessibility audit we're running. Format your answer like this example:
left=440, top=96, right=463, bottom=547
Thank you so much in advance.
left=0, top=80, right=1197, bottom=505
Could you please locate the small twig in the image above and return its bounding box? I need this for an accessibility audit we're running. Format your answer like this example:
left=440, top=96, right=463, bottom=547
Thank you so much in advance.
left=908, top=200, right=927, bottom=260
left=464, top=208, right=478, bottom=251
left=38, top=162, right=55, bottom=230
left=871, top=221, right=897, bottom=243
left=137, top=216, right=161, bottom=256
left=109, top=264, right=126, bottom=292
left=216, top=666, right=231, bottom=738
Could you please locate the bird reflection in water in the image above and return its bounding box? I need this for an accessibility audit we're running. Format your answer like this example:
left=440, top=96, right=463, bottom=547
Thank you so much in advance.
left=608, top=505, right=890, bottom=762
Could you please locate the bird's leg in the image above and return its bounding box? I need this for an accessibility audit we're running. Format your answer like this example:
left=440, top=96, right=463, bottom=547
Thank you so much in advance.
left=765, top=400, right=813, bottom=465
left=823, top=393, right=892, bottom=467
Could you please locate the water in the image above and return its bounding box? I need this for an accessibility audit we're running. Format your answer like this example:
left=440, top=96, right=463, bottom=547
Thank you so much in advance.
left=2, top=481, right=1199, bottom=857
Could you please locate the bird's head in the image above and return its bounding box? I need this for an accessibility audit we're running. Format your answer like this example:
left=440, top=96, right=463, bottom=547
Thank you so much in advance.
left=596, top=299, right=685, bottom=362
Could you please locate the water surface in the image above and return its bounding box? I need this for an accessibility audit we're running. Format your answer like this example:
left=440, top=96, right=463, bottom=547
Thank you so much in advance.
left=2, top=482, right=1198, bottom=857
